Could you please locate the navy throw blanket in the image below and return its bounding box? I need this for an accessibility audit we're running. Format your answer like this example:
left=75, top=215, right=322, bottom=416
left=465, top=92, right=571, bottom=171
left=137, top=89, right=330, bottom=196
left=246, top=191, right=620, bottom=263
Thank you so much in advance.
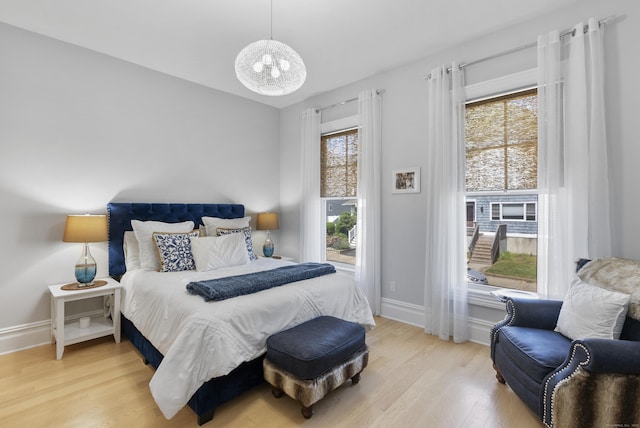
left=186, top=262, right=336, bottom=302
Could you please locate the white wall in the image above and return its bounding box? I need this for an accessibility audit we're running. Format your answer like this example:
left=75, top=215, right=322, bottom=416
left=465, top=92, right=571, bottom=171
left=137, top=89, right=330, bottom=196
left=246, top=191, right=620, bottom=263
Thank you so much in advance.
left=0, top=23, right=280, bottom=345
left=280, top=0, right=640, bottom=330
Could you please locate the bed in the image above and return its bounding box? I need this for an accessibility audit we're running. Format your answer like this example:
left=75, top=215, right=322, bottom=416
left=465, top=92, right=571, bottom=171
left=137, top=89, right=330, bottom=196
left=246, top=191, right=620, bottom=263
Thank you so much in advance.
left=107, top=202, right=375, bottom=425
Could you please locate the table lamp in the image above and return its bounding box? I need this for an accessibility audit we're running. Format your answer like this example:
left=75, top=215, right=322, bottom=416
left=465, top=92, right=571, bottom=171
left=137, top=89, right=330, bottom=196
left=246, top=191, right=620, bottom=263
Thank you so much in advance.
left=63, top=214, right=108, bottom=286
left=256, top=212, right=279, bottom=257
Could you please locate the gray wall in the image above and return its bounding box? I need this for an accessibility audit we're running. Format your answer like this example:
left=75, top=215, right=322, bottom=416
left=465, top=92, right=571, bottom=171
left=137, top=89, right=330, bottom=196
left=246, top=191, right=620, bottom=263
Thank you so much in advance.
left=279, top=0, right=640, bottom=318
left=0, top=23, right=280, bottom=331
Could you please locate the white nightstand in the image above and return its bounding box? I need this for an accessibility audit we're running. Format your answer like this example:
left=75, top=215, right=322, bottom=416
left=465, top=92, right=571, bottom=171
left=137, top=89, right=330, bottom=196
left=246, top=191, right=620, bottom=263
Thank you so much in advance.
left=48, top=277, right=122, bottom=360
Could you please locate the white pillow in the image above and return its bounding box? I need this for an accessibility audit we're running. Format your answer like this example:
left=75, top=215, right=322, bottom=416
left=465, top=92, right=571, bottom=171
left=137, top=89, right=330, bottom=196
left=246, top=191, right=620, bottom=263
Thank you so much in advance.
left=191, top=237, right=214, bottom=271
left=555, top=277, right=631, bottom=340
left=216, top=227, right=258, bottom=261
left=123, top=231, right=141, bottom=271
left=131, top=220, right=195, bottom=271
left=201, top=216, right=251, bottom=234
left=191, top=234, right=250, bottom=271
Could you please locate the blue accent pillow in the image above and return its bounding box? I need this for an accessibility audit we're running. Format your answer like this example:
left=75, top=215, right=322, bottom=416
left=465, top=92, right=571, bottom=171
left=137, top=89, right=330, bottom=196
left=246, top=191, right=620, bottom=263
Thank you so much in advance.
left=216, top=227, right=258, bottom=261
left=153, top=231, right=200, bottom=272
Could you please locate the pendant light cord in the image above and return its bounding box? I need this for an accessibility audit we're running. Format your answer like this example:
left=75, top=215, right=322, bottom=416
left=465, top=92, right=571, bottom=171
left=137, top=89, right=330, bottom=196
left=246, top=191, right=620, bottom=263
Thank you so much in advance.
left=270, top=0, right=273, bottom=40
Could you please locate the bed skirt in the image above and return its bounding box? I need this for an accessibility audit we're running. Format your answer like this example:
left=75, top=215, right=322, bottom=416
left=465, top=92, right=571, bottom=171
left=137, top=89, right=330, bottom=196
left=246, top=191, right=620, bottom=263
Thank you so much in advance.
left=121, top=314, right=265, bottom=425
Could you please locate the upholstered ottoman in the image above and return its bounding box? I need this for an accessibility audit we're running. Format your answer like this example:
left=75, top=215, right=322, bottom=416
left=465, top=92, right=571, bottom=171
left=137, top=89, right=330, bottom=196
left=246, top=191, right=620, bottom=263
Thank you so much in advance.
left=263, top=316, right=369, bottom=419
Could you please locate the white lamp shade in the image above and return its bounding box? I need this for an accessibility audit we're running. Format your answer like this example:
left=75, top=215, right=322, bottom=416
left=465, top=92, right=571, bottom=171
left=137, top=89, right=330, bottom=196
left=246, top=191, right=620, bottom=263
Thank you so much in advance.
left=235, top=39, right=306, bottom=96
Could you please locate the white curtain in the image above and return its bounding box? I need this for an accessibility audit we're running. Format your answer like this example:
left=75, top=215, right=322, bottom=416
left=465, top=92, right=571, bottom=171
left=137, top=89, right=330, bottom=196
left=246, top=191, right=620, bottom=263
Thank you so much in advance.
left=424, top=64, right=469, bottom=343
left=356, top=89, right=382, bottom=315
left=299, top=108, right=323, bottom=262
left=537, top=18, right=611, bottom=299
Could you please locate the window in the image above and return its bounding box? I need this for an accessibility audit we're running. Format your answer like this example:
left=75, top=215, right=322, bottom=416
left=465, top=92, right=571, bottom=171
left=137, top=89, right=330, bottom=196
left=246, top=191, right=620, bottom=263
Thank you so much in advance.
left=466, top=89, right=537, bottom=192
left=321, top=129, right=358, bottom=197
left=321, top=127, right=358, bottom=265
left=491, top=202, right=537, bottom=221
left=465, top=86, right=538, bottom=292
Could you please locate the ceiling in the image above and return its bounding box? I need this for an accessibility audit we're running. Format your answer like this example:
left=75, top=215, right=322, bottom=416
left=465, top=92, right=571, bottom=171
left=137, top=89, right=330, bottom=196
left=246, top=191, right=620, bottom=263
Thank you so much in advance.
left=0, top=0, right=581, bottom=109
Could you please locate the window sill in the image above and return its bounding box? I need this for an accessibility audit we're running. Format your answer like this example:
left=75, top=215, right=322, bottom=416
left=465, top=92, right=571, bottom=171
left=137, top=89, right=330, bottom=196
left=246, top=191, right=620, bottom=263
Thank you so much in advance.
left=467, top=284, right=509, bottom=310
left=329, top=261, right=355, bottom=275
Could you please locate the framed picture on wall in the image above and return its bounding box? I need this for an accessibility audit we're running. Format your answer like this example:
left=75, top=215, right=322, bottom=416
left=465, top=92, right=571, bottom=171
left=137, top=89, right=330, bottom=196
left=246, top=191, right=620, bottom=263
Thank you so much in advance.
left=392, top=167, right=420, bottom=194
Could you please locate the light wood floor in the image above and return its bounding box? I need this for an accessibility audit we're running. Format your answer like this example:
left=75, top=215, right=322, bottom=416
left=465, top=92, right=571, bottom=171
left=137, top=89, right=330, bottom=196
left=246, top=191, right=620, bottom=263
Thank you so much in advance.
left=0, top=317, right=542, bottom=428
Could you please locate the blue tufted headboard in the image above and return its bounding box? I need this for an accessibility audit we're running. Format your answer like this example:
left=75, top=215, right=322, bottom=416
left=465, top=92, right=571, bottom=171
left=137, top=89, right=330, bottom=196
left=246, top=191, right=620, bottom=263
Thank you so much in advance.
left=107, top=202, right=245, bottom=278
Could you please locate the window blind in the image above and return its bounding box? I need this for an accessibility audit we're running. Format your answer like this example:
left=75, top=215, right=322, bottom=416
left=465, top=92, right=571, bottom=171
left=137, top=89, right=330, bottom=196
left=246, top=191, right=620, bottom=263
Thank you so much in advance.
left=466, top=89, right=538, bottom=192
left=320, top=129, right=358, bottom=197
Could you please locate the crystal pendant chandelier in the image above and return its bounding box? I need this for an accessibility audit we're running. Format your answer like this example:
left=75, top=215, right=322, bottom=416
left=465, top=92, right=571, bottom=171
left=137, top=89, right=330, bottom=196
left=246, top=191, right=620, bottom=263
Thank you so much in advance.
left=235, top=1, right=306, bottom=96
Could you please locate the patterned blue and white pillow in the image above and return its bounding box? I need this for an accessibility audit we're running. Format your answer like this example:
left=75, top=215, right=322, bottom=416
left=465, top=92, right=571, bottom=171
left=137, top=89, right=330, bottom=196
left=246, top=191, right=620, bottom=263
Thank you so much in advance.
left=216, top=227, right=257, bottom=261
left=153, top=230, right=200, bottom=272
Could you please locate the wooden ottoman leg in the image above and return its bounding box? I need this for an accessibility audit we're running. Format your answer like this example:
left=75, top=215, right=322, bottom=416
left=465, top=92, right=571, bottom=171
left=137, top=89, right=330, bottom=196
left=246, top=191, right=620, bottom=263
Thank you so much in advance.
left=493, top=364, right=506, bottom=384
left=301, top=404, right=314, bottom=419
left=264, top=342, right=369, bottom=420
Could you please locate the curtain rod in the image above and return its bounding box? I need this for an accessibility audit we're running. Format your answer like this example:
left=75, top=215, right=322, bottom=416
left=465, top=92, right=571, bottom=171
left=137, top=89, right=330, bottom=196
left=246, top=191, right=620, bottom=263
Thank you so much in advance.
left=425, top=16, right=613, bottom=79
left=316, top=89, right=385, bottom=113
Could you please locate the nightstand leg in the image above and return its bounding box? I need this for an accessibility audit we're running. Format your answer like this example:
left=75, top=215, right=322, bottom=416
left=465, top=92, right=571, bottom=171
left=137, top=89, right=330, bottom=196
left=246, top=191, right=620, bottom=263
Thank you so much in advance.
left=55, top=298, right=65, bottom=360
left=113, top=289, right=121, bottom=343
left=50, top=295, right=55, bottom=344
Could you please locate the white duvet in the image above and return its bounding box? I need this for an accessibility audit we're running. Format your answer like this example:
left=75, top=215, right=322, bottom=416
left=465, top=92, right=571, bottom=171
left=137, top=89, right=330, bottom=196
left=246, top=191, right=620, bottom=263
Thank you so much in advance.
left=120, top=258, right=375, bottom=419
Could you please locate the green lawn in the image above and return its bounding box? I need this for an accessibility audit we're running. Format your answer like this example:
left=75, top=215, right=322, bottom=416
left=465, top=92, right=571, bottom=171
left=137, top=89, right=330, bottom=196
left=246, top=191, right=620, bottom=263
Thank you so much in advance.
left=485, top=252, right=537, bottom=281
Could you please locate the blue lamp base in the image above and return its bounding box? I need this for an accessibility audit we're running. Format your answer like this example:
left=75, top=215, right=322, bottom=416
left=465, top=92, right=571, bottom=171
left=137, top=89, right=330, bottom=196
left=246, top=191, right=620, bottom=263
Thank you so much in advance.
left=75, top=243, right=97, bottom=286
left=263, top=232, right=274, bottom=257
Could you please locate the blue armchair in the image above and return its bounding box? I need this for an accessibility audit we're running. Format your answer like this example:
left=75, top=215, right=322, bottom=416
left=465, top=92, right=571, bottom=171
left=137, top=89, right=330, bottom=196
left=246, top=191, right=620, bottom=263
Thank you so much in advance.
left=490, top=257, right=640, bottom=428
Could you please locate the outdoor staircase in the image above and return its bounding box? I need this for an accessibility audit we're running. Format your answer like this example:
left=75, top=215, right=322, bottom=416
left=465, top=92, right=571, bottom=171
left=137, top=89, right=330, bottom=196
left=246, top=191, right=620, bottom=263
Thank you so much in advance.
left=469, top=235, right=494, bottom=264
left=348, top=225, right=357, bottom=249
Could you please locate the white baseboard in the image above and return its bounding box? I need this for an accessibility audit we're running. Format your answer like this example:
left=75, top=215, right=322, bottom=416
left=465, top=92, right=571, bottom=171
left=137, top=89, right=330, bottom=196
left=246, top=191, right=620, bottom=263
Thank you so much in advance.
left=380, top=297, right=493, bottom=346
left=0, top=320, right=52, bottom=355
left=380, top=297, right=424, bottom=327
left=0, top=309, right=106, bottom=356
left=468, top=317, right=494, bottom=346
